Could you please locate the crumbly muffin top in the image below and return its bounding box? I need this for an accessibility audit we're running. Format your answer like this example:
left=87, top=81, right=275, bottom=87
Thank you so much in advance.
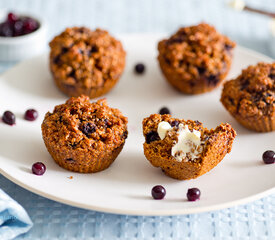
left=42, top=95, right=128, bottom=152
left=221, top=62, right=275, bottom=117
left=158, top=23, right=235, bottom=84
left=49, top=27, right=125, bottom=90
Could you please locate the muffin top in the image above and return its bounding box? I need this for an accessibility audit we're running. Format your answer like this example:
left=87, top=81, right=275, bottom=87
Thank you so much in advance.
left=158, top=23, right=236, bottom=83
left=49, top=27, right=126, bottom=91
left=42, top=95, right=128, bottom=152
left=221, top=62, right=275, bottom=117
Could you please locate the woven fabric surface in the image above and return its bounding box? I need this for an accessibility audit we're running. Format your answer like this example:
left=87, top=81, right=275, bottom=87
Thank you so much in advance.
left=0, top=0, right=274, bottom=239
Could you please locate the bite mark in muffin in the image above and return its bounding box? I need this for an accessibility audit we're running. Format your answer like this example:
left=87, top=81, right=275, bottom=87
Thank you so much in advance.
left=142, top=114, right=236, bottom=180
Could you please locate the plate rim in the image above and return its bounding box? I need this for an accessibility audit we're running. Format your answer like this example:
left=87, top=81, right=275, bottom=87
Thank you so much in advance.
left=0, top=166, right=274, bottom=216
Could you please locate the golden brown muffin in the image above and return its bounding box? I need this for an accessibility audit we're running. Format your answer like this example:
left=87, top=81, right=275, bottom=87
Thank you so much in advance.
left=142, top=114, right=236, bottom=180
left=49, top=27, right=126, bottom=98
left=158, top=23, right=236, bottom=94
left=41, top=95, right=128, bottom=173
left=221, top=62, right=275, bottom=132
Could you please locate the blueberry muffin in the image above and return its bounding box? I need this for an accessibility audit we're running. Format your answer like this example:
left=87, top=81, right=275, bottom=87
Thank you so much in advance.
left=158, top=23, right=236, bottom=94
left=41, top=95, right=128, bottom=173
left=142, top=114, right=236, bottom=180
left=49, top=27, right=126, bottom=98
left=221, top=62, right=275, bottom=132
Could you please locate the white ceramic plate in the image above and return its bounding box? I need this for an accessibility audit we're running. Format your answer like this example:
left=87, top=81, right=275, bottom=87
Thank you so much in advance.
left=0, top=34, right=274, bottom=216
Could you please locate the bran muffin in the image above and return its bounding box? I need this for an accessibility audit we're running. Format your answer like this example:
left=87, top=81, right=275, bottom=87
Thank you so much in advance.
left=41, top=95, right=128, bottom=173
left=221, top=62, right=275, bottom=132
left=49, top=27, right=126, bottom=98
left=142, top=114, right=236, bottom=180
left=158, top=23, right=236, bottom=94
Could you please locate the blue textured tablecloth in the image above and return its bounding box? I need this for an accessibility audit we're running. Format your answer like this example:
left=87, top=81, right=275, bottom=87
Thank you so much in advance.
left=0, top=0, right=275, bottom=239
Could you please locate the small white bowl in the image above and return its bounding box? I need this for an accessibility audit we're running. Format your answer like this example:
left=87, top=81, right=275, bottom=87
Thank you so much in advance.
left=0, top=12, right=47, bottom=62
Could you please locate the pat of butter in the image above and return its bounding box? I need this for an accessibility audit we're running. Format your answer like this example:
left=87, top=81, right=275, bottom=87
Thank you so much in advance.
left=228, top=0, right=245, bottom=11
left=157, top=121, right=172, bottom=140
left=171, top=124, right=201, bottom=162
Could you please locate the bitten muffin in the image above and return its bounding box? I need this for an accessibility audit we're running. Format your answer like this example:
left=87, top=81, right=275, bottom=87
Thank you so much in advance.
left=41, top=95, right=128, bottom=173
left=221, top=62, right=275, bottom=132
left=49, top=27, right=126, bottom=98
left=158, top=23, right=236, bottom=94
left=142, top=114, right=236, bottom=180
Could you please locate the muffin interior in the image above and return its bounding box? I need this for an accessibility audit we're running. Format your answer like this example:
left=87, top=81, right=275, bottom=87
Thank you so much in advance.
left=142, top=114, right=236, bottom=179
left=143, top=114, right=211, bottom=164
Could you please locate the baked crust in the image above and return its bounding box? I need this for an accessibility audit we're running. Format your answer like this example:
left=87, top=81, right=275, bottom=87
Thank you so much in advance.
left=158, top=23, right=235, bottom=94
left=49, top=27, right=126, bottom=98
left=221, top=62, right=275, bottom=132
left=41, top=95, right=128, bottom=173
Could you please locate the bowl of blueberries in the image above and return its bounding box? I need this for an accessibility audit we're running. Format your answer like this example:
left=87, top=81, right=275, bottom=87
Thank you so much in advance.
left=0, top=11, right=47, bottom=61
